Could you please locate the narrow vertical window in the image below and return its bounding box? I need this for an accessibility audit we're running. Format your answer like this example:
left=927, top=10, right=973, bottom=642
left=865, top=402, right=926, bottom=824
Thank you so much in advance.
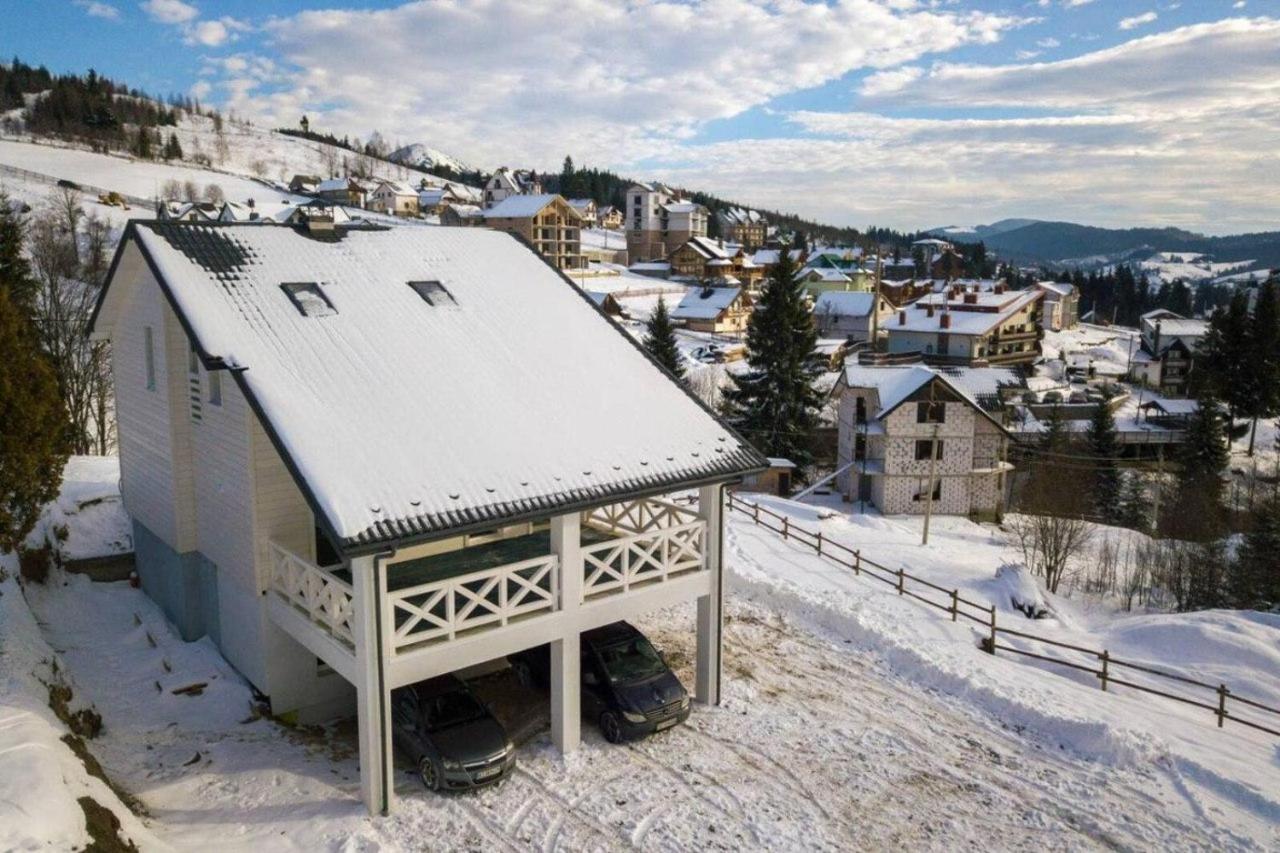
left=208, top=370, right=222, bottom=406
left=144, top=326, right=156, bottom=391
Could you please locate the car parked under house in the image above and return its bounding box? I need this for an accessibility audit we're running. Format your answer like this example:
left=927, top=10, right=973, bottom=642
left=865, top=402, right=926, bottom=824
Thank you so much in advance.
left=89, top=220, right=766, bottom=816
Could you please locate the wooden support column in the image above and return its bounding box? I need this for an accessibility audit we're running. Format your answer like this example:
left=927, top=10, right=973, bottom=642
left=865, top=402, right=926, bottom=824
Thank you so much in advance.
left=351, top=554, right=393, bottom=816
left=550, top=513, right=582, bottom=753
left=695, top=483, right=724, bottom=705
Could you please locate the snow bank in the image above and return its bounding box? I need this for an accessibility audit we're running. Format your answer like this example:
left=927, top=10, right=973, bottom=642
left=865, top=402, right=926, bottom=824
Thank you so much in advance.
left=0, top=559, right=159, bottom=851
left=29, top=456, right=132, bottom=561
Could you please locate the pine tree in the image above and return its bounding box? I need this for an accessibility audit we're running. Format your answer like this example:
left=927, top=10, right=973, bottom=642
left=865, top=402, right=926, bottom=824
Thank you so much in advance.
left=0, top=286, right=69, bottom=553
left=643, top=296, right=683, bottom=380
left=1193, top=292, right=1251, bottom=423
left=0, top=191, right=37, bottom=316
left=1162, top=399, right=1229, bottom=541
left=1085, top=399, right=1122, bottom=520
left=724, top=251, right=822, bottom=475
left=1040, top=403, right=1069, bottom=452
left=1116, top=472, right=1149, bottom=532
left=163, top=132, right=183, bottom=161
left=1231, top=487, right=1280, bottom=608
left=1244, top=279, right=1280, bottom=455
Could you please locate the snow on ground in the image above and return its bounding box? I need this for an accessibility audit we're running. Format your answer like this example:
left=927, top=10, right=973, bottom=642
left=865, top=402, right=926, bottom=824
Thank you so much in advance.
left=1141, top=254, right=1255, bottom=285
left=29, top=456, right=132, bottom=560
left=3, top=467, right=1278, bottom=849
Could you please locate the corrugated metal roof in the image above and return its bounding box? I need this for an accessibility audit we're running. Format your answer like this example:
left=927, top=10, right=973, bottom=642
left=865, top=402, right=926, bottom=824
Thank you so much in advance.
left=123, top=223, right=765, bottom=552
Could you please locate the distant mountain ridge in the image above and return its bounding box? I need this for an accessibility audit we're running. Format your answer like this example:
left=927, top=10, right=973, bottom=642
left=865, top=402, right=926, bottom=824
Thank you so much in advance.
left=929, top=219, right=1280, bottom=272
left=388, top=143, right=472, bottom=175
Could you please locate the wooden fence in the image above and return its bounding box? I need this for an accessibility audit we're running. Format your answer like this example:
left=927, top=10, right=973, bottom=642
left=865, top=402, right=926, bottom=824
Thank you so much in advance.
left=725, top=492, right=1280, bottom=739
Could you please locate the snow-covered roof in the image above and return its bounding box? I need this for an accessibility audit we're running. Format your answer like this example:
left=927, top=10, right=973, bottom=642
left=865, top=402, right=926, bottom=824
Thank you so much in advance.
left=566, top=198, right=596, bottom=211
left=1141, top=398, right=1199, bottom=415
left=662, top=202, right=703, bottom=214
left=802, top=267, right=851, bottom=283
left=813, top=291, right=876, bottom=317
left=316, top=177, right=356, bottom=193
left=1037, top=281, right=1074, bottom=297
left=96, top=223, right=764, bottom=553
left=717, top=207, right=765, bottom=226
left=841, top=364, right=1019, bottom=420
left=681, top=236, right=733, bottom=260
left=671, top=286, right=745, bottom=320
left=483, top=194, right=578, bottom=220
left=891, top=290, right=1042, bottom=336
left=375, top=180, right=416, bottom=196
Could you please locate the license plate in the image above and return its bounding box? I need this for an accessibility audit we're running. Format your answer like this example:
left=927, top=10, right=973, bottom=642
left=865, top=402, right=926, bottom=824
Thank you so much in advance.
left=475, top=765, right=502, bottom=780
left=656, top=717, right=678, bottom=731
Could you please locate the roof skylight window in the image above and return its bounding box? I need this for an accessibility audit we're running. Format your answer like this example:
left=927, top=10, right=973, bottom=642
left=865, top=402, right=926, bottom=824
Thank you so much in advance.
left=281, top=282, right=336, bottom=317
left=408, top=280, right=457, bottom=307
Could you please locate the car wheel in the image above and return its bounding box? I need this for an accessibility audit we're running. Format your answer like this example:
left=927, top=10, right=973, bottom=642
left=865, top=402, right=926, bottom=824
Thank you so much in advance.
left=599, top=711, right=624, bottom=744
left=512, top=660, right=534, bottom=689
left=419, top=756, right=441, bottom=792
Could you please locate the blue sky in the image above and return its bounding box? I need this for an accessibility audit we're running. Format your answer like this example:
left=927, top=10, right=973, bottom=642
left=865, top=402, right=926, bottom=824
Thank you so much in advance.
left=5, top=0, right=1279, bottom=233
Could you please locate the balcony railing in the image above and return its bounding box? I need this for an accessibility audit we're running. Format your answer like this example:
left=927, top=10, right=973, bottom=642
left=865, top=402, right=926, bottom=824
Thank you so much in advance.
left=581, top=519, right=706, bottom=601
left=584, top=497, right=699, bottom=535
left=270, top=543, right=355, bottom=647
left=388, top=554, right=559, bottom=654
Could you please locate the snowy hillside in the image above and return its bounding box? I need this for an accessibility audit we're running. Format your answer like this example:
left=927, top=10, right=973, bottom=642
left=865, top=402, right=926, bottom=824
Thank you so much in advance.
left=389, top=142, right=473, bottom=174
left=1140, top=251, right=1254, bottom=285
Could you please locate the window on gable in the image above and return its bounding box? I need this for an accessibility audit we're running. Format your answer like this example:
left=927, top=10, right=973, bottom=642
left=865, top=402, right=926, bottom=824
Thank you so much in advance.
left=917, top=400, right=946, bottom=423
left=915, top=439, right=943, bottom=461
left=913, top=478, right=942, bottom=502
left=408, top=280, right=457, bottom=307
left=208, top=370, right=222, bottom=406
left=143, top=326, right=156, bottom=391
left=281, top=282, right=336, bottom=317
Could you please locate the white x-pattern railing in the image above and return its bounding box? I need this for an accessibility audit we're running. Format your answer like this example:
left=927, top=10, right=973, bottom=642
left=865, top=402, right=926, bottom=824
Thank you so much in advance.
left=388, top=554, right=559, bottom=654
left=581, top=518, right=706, bottom=600
left=269, top=542, right=355, bottom=646
left=584, top=497, right=700, bottom=536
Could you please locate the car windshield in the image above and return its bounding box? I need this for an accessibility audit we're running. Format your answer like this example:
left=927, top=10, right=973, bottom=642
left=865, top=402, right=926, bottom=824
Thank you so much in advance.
left=596, top=637, right=667, bottom=684
left=424, top=691, right=486, bottom=731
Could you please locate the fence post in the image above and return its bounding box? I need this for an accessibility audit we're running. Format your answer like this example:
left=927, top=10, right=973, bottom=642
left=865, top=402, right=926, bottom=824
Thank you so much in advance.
left=753, top=504, right=759, bottom=524
left=1217, top=684, right=1229, bottom=728
left=896, top=568, right=905, bottom=595
left=1099, top=650, right=1109, bottom=692
left=816, top=530, right=823, bottom=556
left=782, top=516, right=789, bottom=539
left=950, top=590, right=958, bottom=622
left=853, top=550, right=861, bottom=575
left=987, top=606, right=997, bottom=655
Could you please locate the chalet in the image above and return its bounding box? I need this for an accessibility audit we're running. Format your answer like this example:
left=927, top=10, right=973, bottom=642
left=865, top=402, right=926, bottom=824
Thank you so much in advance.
left=368, top=180, right=420, bottom=217
left=668, top=237, right=763, bottom=289
left=483, top=167, right=541, bottom=207
left=566, top=198, right=597, bottom=225
left=1130, top=309, right=1207, bottom=398
left=881, top=257, right=917, bottom=282
left=482, top=194, right=586, bottom=271
left=799, top=266, right=870, bottom=300
left=1036, top=281, right=1079, bottom=331
left=750, top=247, right=805, bottom=277
left=812, top=291, right=895, bottom=344
left=440, top=203, right=484, bottom=227
left=315, top=177, right=374, bottom=208
left=625, top=183, right=709, bottom=261
left=417, top=185, right=466, bottom=216
left=714, top=208, right=767, bottom=249
left=89, top=220, right=765, bottom=816
left=885, top=285, right=1044, bottom=367
left=736, top=458, right=796, bottom=497
left=585, top=290, right=627, bottom=318
left=834, top=365, right=1016, bottom=520
left=670, top=285, right=754, bottom=334
left=597, top=205, right=623, bottom=230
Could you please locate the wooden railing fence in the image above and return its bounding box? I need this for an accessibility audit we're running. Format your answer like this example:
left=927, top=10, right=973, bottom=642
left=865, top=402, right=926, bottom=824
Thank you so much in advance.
left=726, top=492, right=1280, bottom=739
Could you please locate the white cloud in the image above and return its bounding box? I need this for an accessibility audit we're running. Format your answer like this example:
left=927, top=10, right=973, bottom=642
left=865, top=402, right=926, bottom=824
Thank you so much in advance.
left=210, top=0, right=1026, bottom=168
left=1119, top=12, right=1158, bottom=30
left=140, top=0, right=196, bottom=25
left=74, top=0, right=120, bottom=19
left=1036, top=37, right=1061, bottom=48
left=183, top=16, right=248, bottom=47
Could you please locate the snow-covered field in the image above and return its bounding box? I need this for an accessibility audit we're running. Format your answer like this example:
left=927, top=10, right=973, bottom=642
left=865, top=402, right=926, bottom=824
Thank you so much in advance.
left=3, top=463, right=1278, bottom=850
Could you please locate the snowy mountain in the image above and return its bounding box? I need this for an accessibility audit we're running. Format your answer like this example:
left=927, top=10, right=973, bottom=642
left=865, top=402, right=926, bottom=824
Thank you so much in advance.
left=388, top=142, right=472, bottom=174
left=929, top=219, right=1040, bottom=240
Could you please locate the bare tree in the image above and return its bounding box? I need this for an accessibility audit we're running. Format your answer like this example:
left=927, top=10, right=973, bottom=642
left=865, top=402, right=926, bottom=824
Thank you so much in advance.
left=1007, top=511, right=1094, bottom=594
left=203, top=183, right=225, bottom=204
left=161, top=178, right=182, bottom=200
left=182, top=179, right=199, bottom=200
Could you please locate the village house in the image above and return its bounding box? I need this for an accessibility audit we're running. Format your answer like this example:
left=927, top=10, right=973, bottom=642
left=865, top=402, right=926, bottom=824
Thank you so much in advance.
left=566, top=198, right=597, bottom=225
left=885, top=284, right=1044, bottom=367
left=315, top=177, right=375, bottom=208
left=585, top=290, right=627, bottom=319
left=597, top=205, right=623, bottom=230
left=670, top=284, right=754, bottom=334
left=483, top=166, right=541, bottom=207
left=89, top=220, right=765, bottom=817
left=813, top=291, right=895, bottom=345
left=833, top=365, right=1016, bottom=520
left=1036, top=281, right=1080, bottom=331
left=668, top=236, right=764, bottom=289
left=798, top=266, right=872, bottom=300
left=482, top=194, right=587, bottom=270
left=417, top=185, right=466, bottom=216
left=750, top=247, right=806, bottom=278
left=625, top=182, right=709, bottom=262
left=288, top=174, right=321, bottom=194
left=368, top=180, right=420, bottom=217
left=881, top=256, right=917, bottom=282
left=440, top=203, right=485, bottom=227
left=1130, top=309, right=1208, bottom=398
left=714, top=208, right=768, bottom=249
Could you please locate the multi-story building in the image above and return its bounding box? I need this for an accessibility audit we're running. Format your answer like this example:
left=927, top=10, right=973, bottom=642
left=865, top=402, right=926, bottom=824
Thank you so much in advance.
left=625, top=183, right=709, bottom=262
left=833, top=364, right=1017, bottom=520
left=482, top=194, right=586, bottom=270
left=368, top=180, right=420, bottom=217
left=714, top=208, right=767, bottom=249
left=1130, top=309, right=1208, bottom=397
left=1035, top=281, right=1080, bottom=331
left=668, top=236, right=764, bottom=289
left=483, top=167, right=542, bottom=207
left=885, top=285, right=1044, bottom=367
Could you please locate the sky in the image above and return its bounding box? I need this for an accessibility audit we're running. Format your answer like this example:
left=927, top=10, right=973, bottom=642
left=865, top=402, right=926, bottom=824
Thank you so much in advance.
left=5, top=0, right=1280, bottom=234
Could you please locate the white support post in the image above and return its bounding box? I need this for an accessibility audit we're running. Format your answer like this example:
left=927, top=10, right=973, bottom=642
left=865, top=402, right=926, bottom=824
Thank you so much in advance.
left=695, top=484, right=724, bottom=705
left=351, top=554, right=393, bottom=816
left=550, top=513, right=582, bottom=753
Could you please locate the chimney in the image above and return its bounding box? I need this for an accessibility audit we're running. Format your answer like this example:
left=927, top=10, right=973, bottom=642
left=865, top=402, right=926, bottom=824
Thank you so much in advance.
left=1152, top=319, right=1162, bottom=355
left=898, top=310, right=907, bottom=326
left=964, top=292, right=978, bottom=305
left=926, top=304, right=935, bottom=318
left=994, top=281, right=1004, bottom=294
left=940, top=312, right=951, bottom=330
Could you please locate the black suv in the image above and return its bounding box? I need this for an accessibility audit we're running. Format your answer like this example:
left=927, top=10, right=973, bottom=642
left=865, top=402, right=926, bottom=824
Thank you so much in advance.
left=391, top=674, right=516, bottom=791
left=508, top=621, right=691, bottom=743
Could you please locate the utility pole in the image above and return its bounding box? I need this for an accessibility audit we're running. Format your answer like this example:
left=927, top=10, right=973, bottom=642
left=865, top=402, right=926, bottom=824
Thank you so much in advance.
left=871, top=247, right=884, bottom=351
left=1151, top=443, right=1164, bottom=532
left=922, top=422, right=940, bottom=545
